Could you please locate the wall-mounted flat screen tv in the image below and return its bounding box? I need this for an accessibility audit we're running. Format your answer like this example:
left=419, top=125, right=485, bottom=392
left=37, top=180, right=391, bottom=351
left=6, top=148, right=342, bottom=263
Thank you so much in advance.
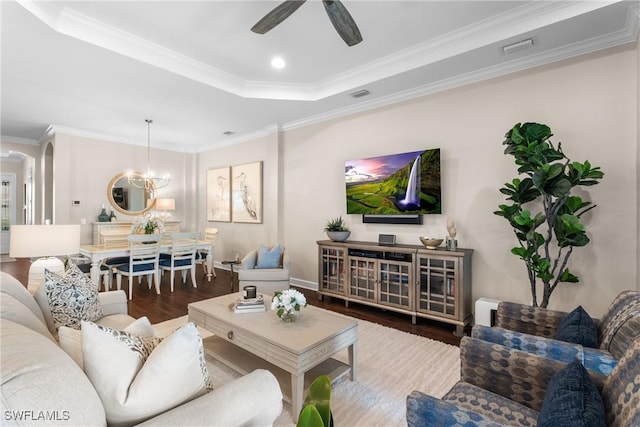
left=345, top=148, right=441, bottom=215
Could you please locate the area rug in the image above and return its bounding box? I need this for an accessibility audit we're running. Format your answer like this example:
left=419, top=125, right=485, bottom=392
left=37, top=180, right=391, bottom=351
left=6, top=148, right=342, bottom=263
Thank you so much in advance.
left=153, top=313, right=460, bottom=426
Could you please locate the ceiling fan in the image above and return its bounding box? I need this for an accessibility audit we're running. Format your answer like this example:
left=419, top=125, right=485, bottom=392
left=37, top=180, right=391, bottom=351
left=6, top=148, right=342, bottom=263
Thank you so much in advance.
left=251, top=0, right=363, bottom=47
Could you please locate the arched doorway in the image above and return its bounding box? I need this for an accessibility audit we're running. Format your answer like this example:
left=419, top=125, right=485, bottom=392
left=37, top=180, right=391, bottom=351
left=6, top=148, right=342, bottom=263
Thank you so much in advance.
left=0, top=149, right=35, bottom=253
left=43, top=141, right=54, bottom=224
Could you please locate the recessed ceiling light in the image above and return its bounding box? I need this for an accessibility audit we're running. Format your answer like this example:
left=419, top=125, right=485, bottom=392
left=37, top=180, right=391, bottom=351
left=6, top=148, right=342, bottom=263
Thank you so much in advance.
left=271, top=56, right=286, bottom=69
left=222, top=131, right=235, bottom=136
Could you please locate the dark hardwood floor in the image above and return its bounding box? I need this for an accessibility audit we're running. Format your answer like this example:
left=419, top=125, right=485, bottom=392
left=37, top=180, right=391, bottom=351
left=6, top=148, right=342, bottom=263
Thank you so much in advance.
left=1, top=257, right=462, bottom=346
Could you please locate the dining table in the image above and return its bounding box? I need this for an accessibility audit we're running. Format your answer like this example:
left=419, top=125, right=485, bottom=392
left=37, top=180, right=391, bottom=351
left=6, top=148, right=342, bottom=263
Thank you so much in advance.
left=79, top=239, right=215, bottom=286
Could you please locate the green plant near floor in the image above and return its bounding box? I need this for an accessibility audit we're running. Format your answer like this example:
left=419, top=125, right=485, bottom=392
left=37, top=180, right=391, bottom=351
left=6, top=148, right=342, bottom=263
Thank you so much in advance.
left=297, top=375, right=333, bottom=427
left=494, top=122, right=604, bottom=308
left=324, top=216, right=349, bottom=232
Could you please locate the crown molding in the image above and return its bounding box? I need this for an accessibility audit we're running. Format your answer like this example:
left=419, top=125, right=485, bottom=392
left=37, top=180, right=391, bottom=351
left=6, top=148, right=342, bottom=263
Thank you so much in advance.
left=18, top=0, right=633, bottom=102
left=0, top=135, right=40, bottom=145
left=44, top=125, right=198, bottom=154
left=195, top=126, right=279, bottom=153
left=282, top=7, right=640, bottom=134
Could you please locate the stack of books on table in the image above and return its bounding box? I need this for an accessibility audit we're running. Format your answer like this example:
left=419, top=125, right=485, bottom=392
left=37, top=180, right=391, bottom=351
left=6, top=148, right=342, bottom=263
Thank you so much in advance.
left=233, top=295, right=266, bottom=314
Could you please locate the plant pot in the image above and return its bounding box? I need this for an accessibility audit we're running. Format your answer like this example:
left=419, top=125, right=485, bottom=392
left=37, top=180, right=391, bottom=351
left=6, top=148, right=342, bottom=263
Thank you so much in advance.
left=326, top=231, right=350, bottom=242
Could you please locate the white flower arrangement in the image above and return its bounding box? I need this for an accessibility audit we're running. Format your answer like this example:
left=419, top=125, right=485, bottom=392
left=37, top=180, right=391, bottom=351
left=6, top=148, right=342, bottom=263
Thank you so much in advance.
left=131, top=213, right=165, bottom=235
left=271, top=289, right=307, bottom=321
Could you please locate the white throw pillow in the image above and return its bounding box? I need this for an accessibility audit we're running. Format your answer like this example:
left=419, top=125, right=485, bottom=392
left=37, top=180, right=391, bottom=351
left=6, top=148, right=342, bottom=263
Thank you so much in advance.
left=43, top=263, right=103, bottom=330
left=81, top=321, right=213, bottom=426
left=59, top=316, right=154, bottom=368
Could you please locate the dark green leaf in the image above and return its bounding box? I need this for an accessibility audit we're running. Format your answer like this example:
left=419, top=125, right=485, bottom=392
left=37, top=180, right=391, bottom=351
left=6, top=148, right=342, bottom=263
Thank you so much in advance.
left=560, top=268, right=580, bottom=283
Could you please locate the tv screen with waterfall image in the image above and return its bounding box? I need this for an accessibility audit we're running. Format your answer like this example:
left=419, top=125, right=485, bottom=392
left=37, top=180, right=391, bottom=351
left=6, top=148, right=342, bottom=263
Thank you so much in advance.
left=345, top=148, right=441, bottom=215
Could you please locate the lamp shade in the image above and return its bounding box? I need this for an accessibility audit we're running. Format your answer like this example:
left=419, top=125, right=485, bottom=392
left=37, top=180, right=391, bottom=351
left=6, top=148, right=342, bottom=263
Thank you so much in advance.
left=9, top=225, right=81, bottom=258
left=155, top=198, right=175, bottom=211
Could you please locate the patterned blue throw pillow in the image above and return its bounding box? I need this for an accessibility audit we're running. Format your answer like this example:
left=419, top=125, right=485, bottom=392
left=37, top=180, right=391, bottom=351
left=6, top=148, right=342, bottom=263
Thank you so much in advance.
left=538, top=360, right=605, bottom=427
left=256, top=245, right=282, bottom=269
left=44, top=263, right=103, bottom=330
left=556, top=305, right=599, bottom=348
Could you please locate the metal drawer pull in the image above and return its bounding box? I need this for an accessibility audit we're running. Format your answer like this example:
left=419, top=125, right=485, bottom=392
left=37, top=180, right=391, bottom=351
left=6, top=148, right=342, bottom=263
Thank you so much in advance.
left=227, top=331, right=233, bottom=340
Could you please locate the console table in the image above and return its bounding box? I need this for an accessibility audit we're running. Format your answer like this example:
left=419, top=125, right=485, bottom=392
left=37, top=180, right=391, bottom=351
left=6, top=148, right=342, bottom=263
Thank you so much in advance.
left=92, top=220, right=180, bottom=244
left=317, top=240, right=473, bottom=336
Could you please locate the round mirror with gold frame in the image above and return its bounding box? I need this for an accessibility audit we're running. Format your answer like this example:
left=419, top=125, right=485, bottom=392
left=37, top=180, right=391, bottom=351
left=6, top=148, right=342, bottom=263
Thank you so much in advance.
left=107, top=172, right=156, bottom=216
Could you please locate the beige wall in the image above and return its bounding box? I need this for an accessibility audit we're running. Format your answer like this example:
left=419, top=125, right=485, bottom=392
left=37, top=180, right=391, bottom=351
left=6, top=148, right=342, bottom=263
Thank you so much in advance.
left=201, top=43, right=639, bottom=317
left=49, top=133, right=196, bottom=244
left=196, top=132, right=282, bottom=263
left=18, top=40, right=637, bottom=317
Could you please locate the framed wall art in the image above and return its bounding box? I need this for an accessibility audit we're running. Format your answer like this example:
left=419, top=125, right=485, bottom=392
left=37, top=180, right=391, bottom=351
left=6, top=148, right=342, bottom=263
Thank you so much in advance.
left=206, top=166, right=231, bottom=222
left=232, top=161, right=263, bottom=223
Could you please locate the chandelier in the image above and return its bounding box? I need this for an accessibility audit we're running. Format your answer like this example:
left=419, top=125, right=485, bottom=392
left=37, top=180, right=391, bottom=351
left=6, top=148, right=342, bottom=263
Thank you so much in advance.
left=127, top=119, right=169, bottom=192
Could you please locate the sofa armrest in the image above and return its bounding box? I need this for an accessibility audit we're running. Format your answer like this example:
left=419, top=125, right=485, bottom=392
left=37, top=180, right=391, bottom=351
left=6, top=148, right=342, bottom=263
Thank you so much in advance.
left=406, top=390, right=507, bottom=427
left=472, top=325, right=617, bottom=376
left=97, top=290, right=128, bottom=316
left=137, top=369, right=283, bottom=427
left=495, top=301, right=567, bottom=338
left=460, top=336, right=574, bottom=411
left=282, top=249, right=290, bottom=270
left=241, top=250, right=258, bottom=270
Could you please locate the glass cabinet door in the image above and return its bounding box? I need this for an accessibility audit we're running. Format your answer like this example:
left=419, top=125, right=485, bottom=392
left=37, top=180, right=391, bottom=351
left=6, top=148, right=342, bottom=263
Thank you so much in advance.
left=320, top=247, right=346, bottom=294
left=348, top=257, right=376, bottom=301
left=378, top=260, right=413, bottom=310
left=417, top=256, right=458, bottom=318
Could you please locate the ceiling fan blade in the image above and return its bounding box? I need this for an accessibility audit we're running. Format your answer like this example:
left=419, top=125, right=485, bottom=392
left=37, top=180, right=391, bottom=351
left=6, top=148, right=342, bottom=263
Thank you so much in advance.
left=322, top=0, right=362, bottom=46
left=251, top=0, right=307, bottom=34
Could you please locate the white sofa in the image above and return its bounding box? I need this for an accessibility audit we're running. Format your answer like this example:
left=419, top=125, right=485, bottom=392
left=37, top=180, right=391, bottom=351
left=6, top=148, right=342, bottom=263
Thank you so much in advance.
left=0, top=271, right=283, bottom=426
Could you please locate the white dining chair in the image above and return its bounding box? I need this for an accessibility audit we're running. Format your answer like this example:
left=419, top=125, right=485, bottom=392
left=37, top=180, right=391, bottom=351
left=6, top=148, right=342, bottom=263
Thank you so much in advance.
left=159, top=231, right=199, bottom=292
left=116, top=233, right=163, bottom=300
left=196, top=228, right=218, bottom=278
left=100, top=229, right=131, bottom=277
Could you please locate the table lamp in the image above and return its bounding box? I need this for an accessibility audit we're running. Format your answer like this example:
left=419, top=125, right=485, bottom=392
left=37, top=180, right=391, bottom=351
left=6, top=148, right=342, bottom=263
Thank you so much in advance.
left=9, top=224, right=81, bottom=293
left=155, top=198, right=175, bottom=220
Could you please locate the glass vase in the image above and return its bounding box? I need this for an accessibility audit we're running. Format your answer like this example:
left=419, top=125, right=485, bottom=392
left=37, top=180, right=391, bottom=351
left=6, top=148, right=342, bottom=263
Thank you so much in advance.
left=279, top=310, right=297, bottom=322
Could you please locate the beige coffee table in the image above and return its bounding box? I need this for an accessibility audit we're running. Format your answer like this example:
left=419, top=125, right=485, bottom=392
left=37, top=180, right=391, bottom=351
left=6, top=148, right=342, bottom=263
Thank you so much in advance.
left=188, top=293, right=358, bottom=419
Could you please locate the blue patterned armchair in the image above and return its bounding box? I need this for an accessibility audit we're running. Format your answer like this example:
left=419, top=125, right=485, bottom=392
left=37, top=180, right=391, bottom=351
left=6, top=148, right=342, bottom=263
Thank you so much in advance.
left=472, top=291, right=640, bottom=376
left=406, top=336, right=640, bottom=427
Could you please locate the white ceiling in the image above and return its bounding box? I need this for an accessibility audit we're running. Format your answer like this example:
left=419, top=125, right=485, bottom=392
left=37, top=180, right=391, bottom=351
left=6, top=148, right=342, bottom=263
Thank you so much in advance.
left=1, top=1, right=638, bottom=153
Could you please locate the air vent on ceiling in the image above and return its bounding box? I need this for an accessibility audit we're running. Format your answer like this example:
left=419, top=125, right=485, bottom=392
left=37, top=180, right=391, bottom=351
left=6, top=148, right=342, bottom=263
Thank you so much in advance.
left=350, top=89, right=370, bottom=98
left=502, top=38, right=534, bottom=55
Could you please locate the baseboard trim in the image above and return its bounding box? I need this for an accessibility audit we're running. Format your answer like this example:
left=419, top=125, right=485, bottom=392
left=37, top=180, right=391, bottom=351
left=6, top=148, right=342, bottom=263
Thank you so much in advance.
left=291, top=278, right=318, bottom=291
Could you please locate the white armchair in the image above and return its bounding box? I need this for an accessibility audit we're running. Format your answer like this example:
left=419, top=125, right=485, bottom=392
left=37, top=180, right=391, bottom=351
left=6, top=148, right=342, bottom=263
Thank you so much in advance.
left=238, top=245, right=290, bottom=296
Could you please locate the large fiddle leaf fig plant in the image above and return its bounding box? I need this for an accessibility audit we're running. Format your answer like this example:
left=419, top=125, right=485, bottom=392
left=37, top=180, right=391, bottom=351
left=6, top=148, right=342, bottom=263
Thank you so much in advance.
left=494, top=122, right=604, bottom=308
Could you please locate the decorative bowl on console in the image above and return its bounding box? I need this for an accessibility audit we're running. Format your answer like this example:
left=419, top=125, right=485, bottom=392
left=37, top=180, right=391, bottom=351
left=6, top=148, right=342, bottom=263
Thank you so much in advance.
left=419, top=237, right=443, bottom=249
left=324, top=215, right=350, bottom=242
left=326, top=231, right=351, bottom=242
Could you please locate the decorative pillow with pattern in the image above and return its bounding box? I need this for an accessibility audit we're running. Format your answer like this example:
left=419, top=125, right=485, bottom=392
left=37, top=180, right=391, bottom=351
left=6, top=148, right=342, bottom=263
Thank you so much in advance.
left=81, top=321, right=213, bottom=426
left=44, top=263, right=103, bottom=330
left=59, top=316, right=155, bottom=369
